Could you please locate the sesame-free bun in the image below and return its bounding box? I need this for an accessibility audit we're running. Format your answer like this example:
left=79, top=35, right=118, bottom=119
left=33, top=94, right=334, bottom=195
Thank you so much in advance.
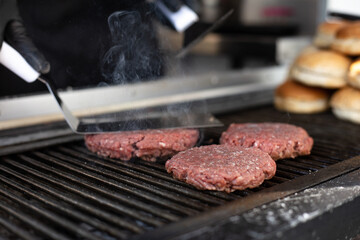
left=347, top=59, right=360, bottom=89
left=290, top=50, right=351, bottom=89
left=332, top=24, right=360, bottom=56
left=330, top=86, right=360, bottom=124
left=314, top=21, right=348, bottom=48
left=274, top=80, right=330, bottom=114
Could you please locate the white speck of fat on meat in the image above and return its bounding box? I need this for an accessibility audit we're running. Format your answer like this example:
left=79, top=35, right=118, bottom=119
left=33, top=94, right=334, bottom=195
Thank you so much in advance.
left=159, top=142, right=166, bottom=147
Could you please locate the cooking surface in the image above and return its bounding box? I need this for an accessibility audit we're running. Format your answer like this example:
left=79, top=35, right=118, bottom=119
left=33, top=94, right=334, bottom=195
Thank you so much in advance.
left=0, top=105, right=360, bottom=239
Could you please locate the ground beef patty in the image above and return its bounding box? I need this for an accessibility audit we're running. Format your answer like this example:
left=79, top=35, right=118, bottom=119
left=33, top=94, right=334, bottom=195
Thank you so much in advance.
left=220, top=123, right=313, bottom=160
left=165, top=145, right=276, bottom=192
left=85, top=129, right=199, bottom=162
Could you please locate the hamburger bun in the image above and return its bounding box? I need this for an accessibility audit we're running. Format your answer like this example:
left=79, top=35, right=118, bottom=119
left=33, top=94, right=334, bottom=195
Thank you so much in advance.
left=290, top=50, right=351, bottom=89
left=314, top=21, right=348, bottom=48
left=330, top=86, right=360, bottom=124
left=287, top=46, right=319, bottom=77
left=274, top=80, right=330, bottom=114
left=331, top=23, right=360, bottom=56
left=347, top=58, right=360, bottom=89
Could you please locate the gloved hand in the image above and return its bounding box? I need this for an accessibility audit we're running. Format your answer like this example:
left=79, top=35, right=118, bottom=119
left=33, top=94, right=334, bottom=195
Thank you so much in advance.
left=0, top=0, right=50, bottom=74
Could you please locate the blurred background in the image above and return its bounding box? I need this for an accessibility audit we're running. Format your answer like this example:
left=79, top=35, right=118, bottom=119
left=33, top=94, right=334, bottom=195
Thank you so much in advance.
left=0, top=0, right=329, bottom=98
left=159, top=0, right=325, bottom=75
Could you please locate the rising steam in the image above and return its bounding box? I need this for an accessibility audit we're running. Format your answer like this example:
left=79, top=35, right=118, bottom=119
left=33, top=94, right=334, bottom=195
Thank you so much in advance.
left=101, top=11, right=163, bottom=84
left=98, top=9, right=208, bottom=131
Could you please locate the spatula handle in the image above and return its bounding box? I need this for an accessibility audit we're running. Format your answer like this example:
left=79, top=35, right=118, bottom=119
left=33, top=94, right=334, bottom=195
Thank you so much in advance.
left=0, top=41, right=40, bottom=82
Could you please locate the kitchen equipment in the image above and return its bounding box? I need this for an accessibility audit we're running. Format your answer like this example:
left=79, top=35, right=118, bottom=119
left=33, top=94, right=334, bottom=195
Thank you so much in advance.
left=0, top=65, right=359, bottom=239
left=0, top=66, right=287, bottom=133
left=0, top=41, right=223, bottom=133
left=177, top=9, right=234, bottom=58
left=209, top=0, right=323, bottom=35
left=0, top=105, right=359, bottom=240
left=155, top=0, right=234, bottom=58
left=327, top=0, right=360, bottom=20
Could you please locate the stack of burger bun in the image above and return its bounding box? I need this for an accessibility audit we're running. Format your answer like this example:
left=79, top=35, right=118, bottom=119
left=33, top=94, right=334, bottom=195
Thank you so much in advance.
left=275, top=19, right=360, bottom=124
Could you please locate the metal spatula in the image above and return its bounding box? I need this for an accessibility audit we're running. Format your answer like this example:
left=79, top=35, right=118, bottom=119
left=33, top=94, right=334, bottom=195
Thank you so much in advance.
left=0, top=41, right=223, bottom=134
left=177, top=9, right=234, bottom=58
left=155, top=0, right=233, bottom=58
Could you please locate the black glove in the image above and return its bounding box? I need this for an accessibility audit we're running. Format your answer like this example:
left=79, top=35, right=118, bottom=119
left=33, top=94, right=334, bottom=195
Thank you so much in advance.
left=0, top=0, right=50, bottom=74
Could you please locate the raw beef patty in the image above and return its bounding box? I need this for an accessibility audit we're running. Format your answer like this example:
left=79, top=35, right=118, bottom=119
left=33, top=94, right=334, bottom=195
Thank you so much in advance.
left=220, top=123, right=313, bottom=160
left=165, top=145, right=276, bottom=192
left=85, top=129, right=199, bottom=162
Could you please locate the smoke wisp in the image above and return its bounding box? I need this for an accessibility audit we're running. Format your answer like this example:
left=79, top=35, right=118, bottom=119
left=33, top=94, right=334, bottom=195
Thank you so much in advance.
left=101, top=10, right=163, bottom=84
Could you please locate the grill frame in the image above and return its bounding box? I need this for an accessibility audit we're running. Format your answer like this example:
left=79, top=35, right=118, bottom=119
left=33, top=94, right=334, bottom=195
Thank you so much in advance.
left=1, top=105, right=360, bottom=239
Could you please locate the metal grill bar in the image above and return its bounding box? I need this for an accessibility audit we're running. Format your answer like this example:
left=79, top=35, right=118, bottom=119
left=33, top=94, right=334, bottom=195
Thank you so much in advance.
left=0, top=215, right=37, bottom=240
left=63, top=146, right=228, bottom=205
left=31, top=151, right=184, bottom=221
left=0, top=184, right=104, bottom=240
left=0, top=172, right=129, bottom=239
left=11, top=155, right=166, bottom=227
left=44, top=149, right=206, bottom=214
left=77, top=144, right=240, bottom=202
left=0, top=197, right=68, bottom=240
left=278, top=159, right=321, bottom=171
left=135, top=158, right=240, bottom=201
left=268, top=175, right=288, bottom=183
left=273, top=169, right=300, bottom=179
left=0, top=106, right=360, bottom=239
left=276, top=163, right=311, bottom=175
left=295, top=158, right=330, bottom=168
left=0, top=163, right=142, bottom=234
left=141, top=156, right=360, bottom=240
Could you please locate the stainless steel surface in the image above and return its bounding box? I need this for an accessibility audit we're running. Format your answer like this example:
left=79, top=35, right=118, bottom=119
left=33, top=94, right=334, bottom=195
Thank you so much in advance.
left=177, top=9, right=234, bottom=58
left=1, top=106, right=360, bottom=239
left=0, top=66, right=287, bottom=130
left=37, top=76, right=223, bottom=134
left=204, top=0, right=325, bottom=35
left=38, top=77, right=80, bottom=132
left=276, top=37, right=312, bottom=65
left=77, top=112, right=223, bottom=134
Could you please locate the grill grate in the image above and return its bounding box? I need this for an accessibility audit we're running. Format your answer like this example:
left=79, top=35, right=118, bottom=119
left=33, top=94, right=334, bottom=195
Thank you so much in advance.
left=1, top=106, right=360, bottom=239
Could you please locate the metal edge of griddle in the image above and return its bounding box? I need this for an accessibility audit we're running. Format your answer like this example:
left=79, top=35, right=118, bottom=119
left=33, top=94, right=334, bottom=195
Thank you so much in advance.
left=0, top=134, right=83, bottom=157
left=133, top=155, right=360, bottom=240
left=0, top=89, right=275, bottom=152
left=0, top=66, right=287, bottom=124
